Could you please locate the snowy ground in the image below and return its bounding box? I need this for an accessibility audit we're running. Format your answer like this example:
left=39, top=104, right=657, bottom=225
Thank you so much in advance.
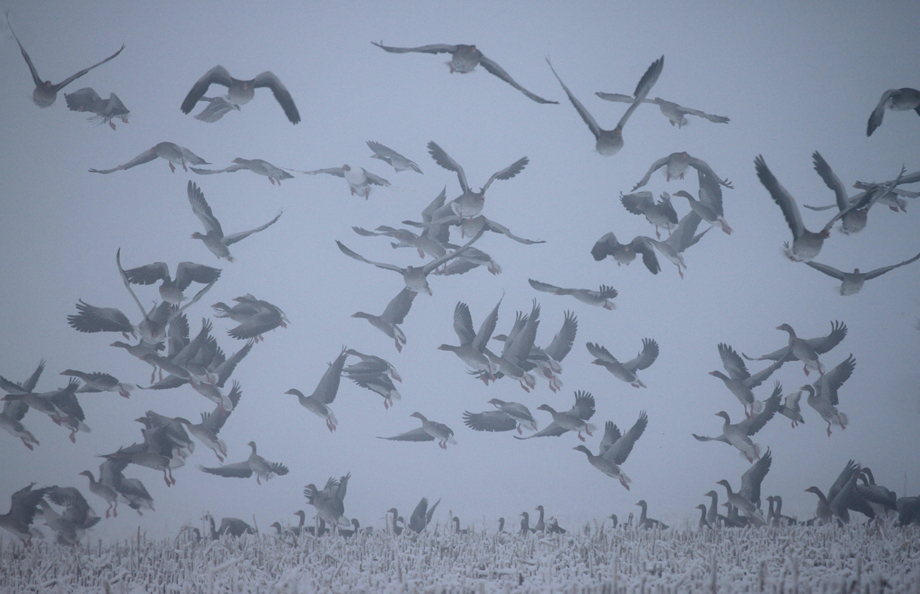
left=2, top=522, right=918, bottom=593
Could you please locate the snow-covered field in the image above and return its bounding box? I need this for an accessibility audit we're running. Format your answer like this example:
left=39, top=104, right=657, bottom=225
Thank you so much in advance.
left=2, top=523, right=917, bottom=594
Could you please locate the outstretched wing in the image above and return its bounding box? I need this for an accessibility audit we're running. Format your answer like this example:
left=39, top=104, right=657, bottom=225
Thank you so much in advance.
left=222, top=211, right=283, bottom=246
left=477, top=54, right=558, bottom=104
left=251, top=71, right=300, bottom=124
left=427, top=141, right=470, bottom=194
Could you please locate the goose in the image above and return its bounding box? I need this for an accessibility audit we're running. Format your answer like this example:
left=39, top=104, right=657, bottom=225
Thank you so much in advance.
left=174, top=381, right=242, bottom=462
left=703, top=490, right=742, bottom=528
left=855, top=468, right=898, bottom=517
left=586, top=339, right=658, bottom=388
left=805, top=151, right=877, bottom=235
left=692, top=383, right=782, bottom=463
left=776, top=323, right=824, bottom=376
left=532, top=309, right=578, bottom=392
left=573, top=411, right=648, bottom=489
left=64, top=87, right=130, bottom=129
left=715, top=480, right=765, bottom=526
left=180, top=65, right=300, bottom=124
left=0, top=361, right=45, bottom=451
left=742, top=320, right=846, bottom=364
left=765, top=496, right=797, bottom=526
left=804, top=251, right=920, bottom=296
left=192, top=158, right=294, bottom=185
left=379, top=412, right=456, bottom=449
left=303, top=473, right=350, bottom=529
left=300, top=165, right=390, bottom=198
left=515, top=390, right=596, bottom=442
left=79, top=470, right=118, bottom=519
left=636, top=500, right=668, bottom=530
left=737, top=448, right=772, bottom=509
left=343, top=350, right=401, bottom=383
left=43, top=486, right=100, bottom=546
left=353, top=224, right=446, bottom=260
left=371, top=41, right=557, bottom=104
left=121, top=260, right=221, bottom=305
left=139, top=412, right=194, bottom=459
left=440, top=213, right=546, bottom=244
left=6, top=11, right=124, bottom=108
left=529, top=279, right=617, bottom=310
left=709, top=343, right=783, bottom=417
left=190, top=96, right=240, bottom=123
left=632, top=152, right=733, bottom=191
left=463, top=398, right=537, bottom=434
left=852, top=169, right=920, bottom=212
left=590, top=233, right=660, bottom=274
left=546, top=56, right=663, bottom=156
left=439, top=298, right=501, bottom=379
left=778, top=388, right=805, bottom=428
left=99, top=458, right=154, bottom=515
left=213, top=294, right=288, bottom=341
left=367, top=141, right=423, bottom=174
left=351, top=287, right=415, bottom=352
left=207, top=514, right=254, bottom=538
left=482, top=302, right=540, bottom=391
left=434, top=246, right=502, bottom=276
left=285, top=347, right=349, bottom=432
left=0, top=483, right=51, bottom=545
left=90, top=142, right=208, bottom=174
left=407, top=497, right=440, bottom=533
left=867, top=88, right=920, bottom=136
left=187, top=181, right=283, bottom=262
left=346, top=368, right=401, bottom=409
left=533, top=505, right=547, bottom=533
left=641, top=209, right=712, bottom=278
left=198, top=441, right=289, bottom=484
left=619, top=191, right=678, bottom=238
left=451, top=517, right=468, bottom=535
left=519, top=511, right=534, bottom=534
left=3, top=378, right=89, bottom=442
left=427, top=141, right=528, bottom=221
left=594, top=93, right=729, bottom=128
left=386, top=508, right=404, bottom=536
left=803, top=354, right=855, bottom=436
left=336, top=226, right=484, bottom=296
left=806, top=460, right=861, bottom=524
left=696, top=504, right=711, bottom=529
left=671, top=168, right=733, bottom=234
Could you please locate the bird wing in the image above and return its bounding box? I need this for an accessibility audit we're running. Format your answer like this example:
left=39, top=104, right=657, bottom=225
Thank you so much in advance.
left=867, top=90, right=894, bottom=136
left=116, top=249, right=154, bottom=322
left=477, top=54, right=557, bottom=104
left=181, top=66, right=234, bottom=114
left=594, top=91, right=655, bottom=104
left=586, top=342, right=617, bottom=365
left=336, top=241, right=405, bottom=273
left=463, top=410, right=516, bottom=432
left=598, top=421, right=622, bottom=458
left=803, top=261, right=845, bottom=281
left=301, top=167, right=346, bottom=178
left=816, top=354, right=855, bottom=406
left=543, top=310, right=578, bottom=362
left=199, top=461, right=253, bottom=479
left=473, top=296, right=502, bottom=352
left=380, top=288, right=415, bottom=325
left=805, top=321, right=847, bottom=355
left=590, top=232, right=619, bottom=261
left=22, top=360, right=46, bottom=394
left=251, top=71, right=300, bottom=124
left=314, top=348, right=349, bottom=405
left=222, top=211, right=282, bottom=245
left=529, top=279, right=562, bottom=293
left=122, top=262, right=170, bottom=286
left=451, top=302, right=477, bottom=346
left=743, top=358, right=784, bottom=389
left=862, top=250, right=920, bottom=280
left=480, top=156, right=529, bottom=193
left=674, top=102, right=730, bottom=123
left=624, top=338, right=659, bottom=371
left=228, top=310, right=282, bottom=340
left=90, top=147, right=158, bottom=174
left=190, top=163, right=247, bottom=175
left=620, top=191, right=654, bottom=215
left=64, top=87, right=101, bottom=111
left=174, top=262, right=222, bottom=291
left=687, top=155, right=732, bottom=189
left=421, top=227, right=485, bottom=274
left=187, top=181, right=223, bottom=236
left=718, top=343, right=750, bottom=381
left=737, top=383, right=782, bottom=435
left=569, top=390, right=596, bottom=420
left=697, top=169, right=726, bottom=215
left=7, top=16, right=43, bottom=87
left=615, top=56, right=664, bottom=131
left=605, top=411, right=648, bottom=465
left=480, top=217, right=544, bottom=244
left=379, top=427, right=435, bottom=442
left=513, top=420, right=566, bottom=439
left=739, top=448, right=772, bottom=504
left=56, top=44, right=126, bottom=90
left=371, top=41, right=457, bottom=54
left=754, top=154, right=804, bottom=240
left=546, top=58, right=601, bottom=140
left=213, top=341, right=252, bottom=388
left=692, top=433, right=730, bottom=445
left=361, top=169, right=391, bottom=187
left=811, top=151, right=851, bottom=214
left=632, top=238, right=661, bottom=274
left=631, top=156, right=671, bottom=191
left=427, top=141, right=470, bottom=194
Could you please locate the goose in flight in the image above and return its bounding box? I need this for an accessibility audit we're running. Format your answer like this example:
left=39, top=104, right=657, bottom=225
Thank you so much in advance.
left=285, top=347, right=349, bottom=432
left=121, top=260, right=221, bottom=305
left=90, top=142, right=208, bottom=174
left=529, top=279, right=617, bottom=310
left=591, top=233, right=660, bottom=274
left=776, top=323, right=824, bottom=376
left=379, top=412, right=457, bottom=449
left=586, top=339, right=659, bottom=388
left=0, top=483, right=52, bottom=545
left=64, top=88, right=130, bottom=130
left=515, top=391, right=596, bottom=442
left=642, top=209, right=711, bottom=278
left=463, top=398, right=537, bottom=434
left=594, top=93, right=729, bottom=128
left=671, top=168, right=732, bottom=235
left=867, top=88, right=920, bottom=136
left=710, top=343, right=783, bottom=418
left=6, top=11, right=124, bottom=108
left=632, top=151, right=733, bottom=191
left=439, top=298, right=501, bottom=380
left=743, top=320, right=847, bottom=365
left=192, top=158, right=293, bottom=185
left=546, top=56, right=663, bottom=156
left=352, top=287, right=415, bottom=352
left=304, top=474, right=351, bottom=528
left=299, top=165, right=390, bottom=198
left=198, top=441, right=288, bottom=484
left=367, top=141, right=423, bottom=174
left=180, top=65, right=300, bottom=124
left=802, top=354, right=855, bottom=436
left=619, top=191, right=678, bottom=239
left=692, top=384, right=782, bottom=463
left=371, top=41, right=557, bottom=104
left=804, top=251, right=920, bottom=295
left=187, top=181, right=282, bottom=262
left=573, top=411, right=648, bottom=490
left=335, top=227, right=484, bottom=295
left=190, top=96, right=240, bottom=123
left=213, top=294, right=288, bottom=341
left=427, top=141, right=528, bottom=221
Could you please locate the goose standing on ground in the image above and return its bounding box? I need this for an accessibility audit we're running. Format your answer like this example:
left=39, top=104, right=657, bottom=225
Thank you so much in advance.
left=692, top=384, right=782, bottom=463
left=190, top=96, right=240, bottom=123
left=336, top=227, right=484, bottom=296
left=802, top=354, right=855, bottom=436
left=64, top=87, right=130, bottom=129
left=187, top=181, right=282, bottom=262
left=380, top=412, right=457, bottom=449
left=529, top=279, right=617, bottom=310
left=803, top=250, right=920, bottom=296
left=0, top=483, right=51, bottom=545
left=192, top=158, right=294, bottom=186
left=427, top=141, right=529, bottom=222
left=594, top=92, right=729, bottom=127
left=806, top=460, right=861, bottom=524
left=300, top=165, right=390, bottom=198
left=743, top=320, right=847, bottom=365
left=776, top=323, right=824, bottom=376
left=407, top=497, right=440, bottom=533
left=590, top=233, right=660, bottom=274
left=573, top=411, right=648, bottom=490
left=515, top=390, right=596, bottom=442
left=439, top=298, right=501, bottom=380
left=586, top=339, right=658, bottom=388
left=6, top=11, right=124, bottom=108
left=90, top=142, right=208, bottom=174
left=352, top=287, right=415, bottom=352
left=632, top=151, right=733, bottom=191
left=213, top=294, right=288, bottom=341
left=619, top=191, right=678, bottom=238
left=180, top=65, right=300, bottom=124
left=198, top=441, right=289, bottom=484
left=672, top=169, right=733, bottom=235
left=709, top=343, right=783, bottom=418
left=636, top=500, right=668, bottom=529
left=546, top=56, right=663, bottom=156
left=867, top=88, right=920, bottom=136
left=79, top=470, right=118, bottom=519
left=463, top=398, right=537, bottom=434
left=367, top=141, right=423, bottom=174
left=765, top=495, right=797, bottom=526
left=372, top=41, right=557, bottom=104
left=121, top=260, right=221, bottom=305
left=285, top=347, right=349, bottom=432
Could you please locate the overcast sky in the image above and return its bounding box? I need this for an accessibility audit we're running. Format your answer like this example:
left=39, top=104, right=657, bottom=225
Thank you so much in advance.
left=1, top=1, right=918, bottom=542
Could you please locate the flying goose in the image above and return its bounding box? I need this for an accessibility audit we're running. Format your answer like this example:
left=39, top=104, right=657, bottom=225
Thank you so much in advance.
left=351, top=287, right=415, bottom=352
left=192, top=158, right=294, bottom=185
left=180, top=65, right=300, bottom=124
left=463, top=398, right=537, bottom=434
left=515, top=391, right=596, bottom=441
left=121, top=260, right=221, bottom=305
left=692, top=383, right=782, bottom=463
left=573, top=411, right=648, bottom=489
left=632, top=151, right=733, bottom=191
left=804, top=251, right=920, bottom=295
left=285, top=347, right=349, bottom=432
left=619, top=191, right=678, bottom=238
left=300, top=165, right=390, bottom=198
left=586, top=339, right=658, bottom=388
left=198, top=441, right=289, bottom=484
left=187, top=181, right=283, bottom=262
left=802, top=354, right=855, bottom=436
left=867, top=88, right=920, bottom=136
left=594, top=93, right=729, bottom=127
left=591, top=233, right=660, bottom=274
left=367, top=141, right=423, bottom=174
left=64, top=87, right=130, bottom=129
left=90, top=142, right=208, bottom=174
left=529, top=279, right=617, bottom=310
left=379, top=412, right=456, bottom=449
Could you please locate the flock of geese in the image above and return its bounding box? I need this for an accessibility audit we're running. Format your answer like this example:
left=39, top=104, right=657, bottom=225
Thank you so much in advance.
left=2, top=8, right=920, bottom=548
